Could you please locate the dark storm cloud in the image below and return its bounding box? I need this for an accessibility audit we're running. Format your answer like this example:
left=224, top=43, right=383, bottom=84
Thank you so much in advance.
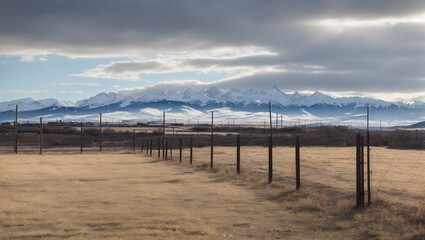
left=0, top=0, right=424, bottom=96
left=1, top=0, right=424, bottom=54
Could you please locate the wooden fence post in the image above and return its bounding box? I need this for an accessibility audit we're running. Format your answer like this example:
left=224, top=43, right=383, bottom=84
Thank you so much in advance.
left=210, top=111, right=214, bottom=169
left=14, top=104, right=18, bottom=154
left=141, top=139, right=144, bottom=152
left=367, top=131, right=371, bottom=206
left=146, top=139, right=149, bottom=154
left=162, top=112, right=166, bottom=159
left=170, top=140, right=173, bottom=159
left=99, top=113, right=102, bottom=153
left=190, top=138, right=193, bottom=165
left=133, top=130, right=136, bottom=152
left=157, top=137, right=161, bottom=158
left=165, top=140, right=168, bottom=159
left=356, top=133, right=360, bottom=208
left=355, top=133, right=365, bottom=208
left=80, top=121, right=83, bottom=154
left=39, top=117, right=43, bottom=155
left=295, top=135, right=301, bottom=190
left=179, top=138, right=182, bottom=162
left=361, top=136, right=365, bottom=207
left=268, top=136, right=273, bottom=184
left=236, top=135, right=240, bottom=175
left=149, top=139, right=152, bottom=156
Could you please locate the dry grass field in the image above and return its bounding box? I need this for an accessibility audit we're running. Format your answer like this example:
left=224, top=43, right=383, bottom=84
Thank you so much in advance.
left=0, top=147, right=424, bottom=239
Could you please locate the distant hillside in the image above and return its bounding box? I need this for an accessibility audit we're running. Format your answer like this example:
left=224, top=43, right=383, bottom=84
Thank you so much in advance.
left=405, top=121, right=425, bottom=128
left=0, top=87, right=424, bottom=125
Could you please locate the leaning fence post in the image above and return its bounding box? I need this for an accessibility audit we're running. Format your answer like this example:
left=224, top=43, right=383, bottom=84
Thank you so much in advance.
left=268, top=136, right=273, bottom=184
left=190, top=138, right=193, bottom=165
left=236, top=135, right=241, bottom=174
left=179, top=138, right=182, bottom=162
left=295, top=135, right=301, bottom=190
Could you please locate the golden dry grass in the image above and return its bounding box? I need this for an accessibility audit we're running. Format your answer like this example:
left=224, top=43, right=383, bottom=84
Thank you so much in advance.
left=0, top=146, right=424, bottom=239
left=186, top=146, right=425, bottom=239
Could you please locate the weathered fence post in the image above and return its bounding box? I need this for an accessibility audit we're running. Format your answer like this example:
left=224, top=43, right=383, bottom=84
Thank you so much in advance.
left=162, top=111, right=166, bottom=159
left=133, top=129, right=136, bottom=152
left=39, top=117, right=43, bottom=155
left=141, top=138, right=144, bottom=152
left=80, top=121, right=83, bottom=154
left=190, top=137, right=193, bottom=165
left=146, top=139, right=149, bottom=154
left=157, top=137, right=161, bottom=158
left=99, top=113, right=103, bottom=152
left=179, top=138, right=182, bottom=162
left=361, top=136, right=365, bottom=207
left=149, top=139, right=153, bottom=156
left=268, top=136, right=273, bottom=184
left=165, top=140, right=168, bottom=159
left=170, top=140, right=173, bottom=159
left=295, top=135, right=301, bottom=190
left=236, top=134, right=241, bottom=175
left=210, top=111, right=214, bottom=169
left=356, top=133, right=360, bottom=208
left=268, top=101, right=273, bottom=184
left=356, top=133, right=365, bottom=208
left=14, top=104, right=18, bottom=154
left=366, top=105, right=371, bottom=206
left=366, top=110, right=371, bottom=206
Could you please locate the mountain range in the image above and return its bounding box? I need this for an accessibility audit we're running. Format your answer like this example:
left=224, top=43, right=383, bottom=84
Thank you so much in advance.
left=0, top=87, right=424, bottom=125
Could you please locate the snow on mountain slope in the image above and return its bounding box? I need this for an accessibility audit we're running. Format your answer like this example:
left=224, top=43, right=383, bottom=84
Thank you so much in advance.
left=287, top=91, right=392, bottom=107
left=0, top=87, right=423, bottom=113
left=76, top=92, right=127, bottom=108
left=0, top=98, right=75, bottom=112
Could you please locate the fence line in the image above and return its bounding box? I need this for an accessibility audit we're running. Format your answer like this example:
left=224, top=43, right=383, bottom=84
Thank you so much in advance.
left=4, top=108, right=425, bottom=210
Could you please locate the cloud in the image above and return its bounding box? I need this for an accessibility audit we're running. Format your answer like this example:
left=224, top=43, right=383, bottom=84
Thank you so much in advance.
left=72, top=47, right=278, bottom=81
left=19, top=55, right=48, bottom=62
left=0, top=0, right=424, bottom=100
left=19, top=55, right=34, bottom=62
left=57, top=91, right=84, bottom=94
left=118, top=80, right=208, bottom=97
left=310, top=13, right=425, bottom=29
left=58, top=82, right=100, bottom=86
left=8, top=89, right=47, bottom=94
left=73, top=61, right=175, bottom=81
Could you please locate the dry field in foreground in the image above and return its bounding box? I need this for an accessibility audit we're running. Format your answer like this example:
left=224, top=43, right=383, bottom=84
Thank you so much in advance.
left=0, top=147, right=424, bottom=239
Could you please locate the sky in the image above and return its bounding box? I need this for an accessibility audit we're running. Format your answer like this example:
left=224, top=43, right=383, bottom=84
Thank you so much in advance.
left=0, top=0, right=425, bottom=103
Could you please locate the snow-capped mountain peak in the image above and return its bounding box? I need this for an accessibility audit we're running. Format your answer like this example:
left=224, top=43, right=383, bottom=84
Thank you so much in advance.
left=1, top=88, right=423, bottom=115
left=0, top=98, right=75, bottom=112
